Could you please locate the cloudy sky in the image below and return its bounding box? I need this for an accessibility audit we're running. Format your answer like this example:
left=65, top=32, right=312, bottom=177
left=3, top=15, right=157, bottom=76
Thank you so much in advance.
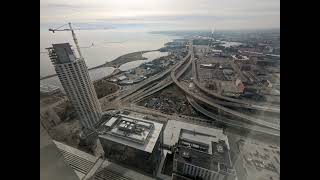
left=40, top=0, right=280, bottom=31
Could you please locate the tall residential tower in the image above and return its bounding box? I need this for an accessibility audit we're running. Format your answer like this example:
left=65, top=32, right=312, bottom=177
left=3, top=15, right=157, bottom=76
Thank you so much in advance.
left=47, top=43, right=102, bottom=130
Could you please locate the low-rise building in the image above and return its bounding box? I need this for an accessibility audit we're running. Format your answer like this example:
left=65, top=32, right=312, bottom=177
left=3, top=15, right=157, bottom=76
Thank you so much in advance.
left=118, top=75, right=128, bottom=81
left=200, top=63, right=217, bottom=69
left=172, top=129, right=237, bottom=180
left=232, top=55, right=255, bottom=65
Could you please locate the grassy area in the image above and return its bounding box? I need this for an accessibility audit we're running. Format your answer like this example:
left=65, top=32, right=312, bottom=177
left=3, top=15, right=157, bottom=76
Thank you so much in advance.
left=104, top=50, right=152, bottom=68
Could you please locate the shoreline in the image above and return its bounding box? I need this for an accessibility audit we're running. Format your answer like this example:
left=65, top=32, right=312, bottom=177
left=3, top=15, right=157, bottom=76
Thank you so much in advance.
left=40, top=49, right=160, bottom=80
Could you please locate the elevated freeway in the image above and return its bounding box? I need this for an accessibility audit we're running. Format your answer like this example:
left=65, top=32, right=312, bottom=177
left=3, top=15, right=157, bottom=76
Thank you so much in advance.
left=171, top=41, right=280, bottom=130
left=129, top=76, right=173, bottom=103
left=118, top=48, right=192, bottom=103
left=105, top=39, right=279, bottom=136
left=116, top=65, right=174, bottom=101
left=186, top=96, right=280, bottom=136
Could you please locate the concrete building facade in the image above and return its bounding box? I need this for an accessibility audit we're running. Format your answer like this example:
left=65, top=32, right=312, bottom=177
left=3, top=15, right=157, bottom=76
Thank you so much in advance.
left=98, top=114, right=164, bottom=176
left=47, top=43, right=102, bottom=130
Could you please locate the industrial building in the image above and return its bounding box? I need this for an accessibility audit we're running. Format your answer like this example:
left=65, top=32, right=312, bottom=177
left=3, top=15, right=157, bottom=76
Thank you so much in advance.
left=47, top=43, right=102, bottom=130
left=98, top=114, right=164, bottom=176
left=172, top=129, right=237, bottom=180
left=232, top=54, right=255, bottom=65
left=200, top=63, right=217, bottom=69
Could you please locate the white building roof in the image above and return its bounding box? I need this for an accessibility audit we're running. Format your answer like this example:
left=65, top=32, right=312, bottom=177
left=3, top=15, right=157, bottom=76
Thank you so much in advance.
left=163, top=120, right=230, bottom=150
left=211, top=49, right=222, bottom=53
left=104, top=117, right=118, bottom=127
left=118, top=75, right=128, bottom=81
left=200, top=64, right=213, bottom=67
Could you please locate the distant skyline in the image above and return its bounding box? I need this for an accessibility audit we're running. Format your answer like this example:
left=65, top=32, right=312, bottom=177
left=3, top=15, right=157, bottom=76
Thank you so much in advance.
left=40, top=0, right=280, bottom=31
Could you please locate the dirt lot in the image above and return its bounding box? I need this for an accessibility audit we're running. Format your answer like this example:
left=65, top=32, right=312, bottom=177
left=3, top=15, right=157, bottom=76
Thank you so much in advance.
left=40, top=93, right=65, bottom=107
left=139, top=85, right=201, bottom=117
left=93, top=80, right=120, bottom=98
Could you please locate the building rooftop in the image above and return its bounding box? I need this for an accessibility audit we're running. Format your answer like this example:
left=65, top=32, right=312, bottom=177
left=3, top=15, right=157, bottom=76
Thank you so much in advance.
left=163, top=120, right=229, bottom=149
left=176, top=129, right=232, bottom=165
left=200, top=63, right=213, bottom=67
left=118, top=75, right=128, bottom=81
left=174, top=129, right=235, bottom=176
left=47, top=43, right=77, bottom=64
left=232, top=54, right=249, bottom=60
left=99, top=114, right=163, bottom=153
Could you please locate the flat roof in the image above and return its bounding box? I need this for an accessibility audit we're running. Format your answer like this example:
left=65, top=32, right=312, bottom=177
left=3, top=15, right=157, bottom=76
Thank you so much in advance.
left=174, top=130, right=234, bottom=175
left=118, top=75, right=128, bottom=80
left=163, top=120, right=229, bottom=150
left=104, top=117, right=118, bottom=127
left=200, top=64, right=213, bottom=67
left=99, top=115, right=163, bottom=153
left=179, top=129, right=217, bottom=155
left=52, top=43, right=77, bottom=64
left=109, top=117, right=153, bottom=143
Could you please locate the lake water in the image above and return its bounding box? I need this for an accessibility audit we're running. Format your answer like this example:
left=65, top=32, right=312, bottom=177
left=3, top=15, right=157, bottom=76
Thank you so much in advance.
left=40, top=29, right=175, bottom=89
left=41, top=51, right=169, bottom=90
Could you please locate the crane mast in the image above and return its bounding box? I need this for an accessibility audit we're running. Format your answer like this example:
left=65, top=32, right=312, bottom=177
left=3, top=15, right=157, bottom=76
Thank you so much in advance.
left=209, top=27, right=214, bottom=47
left=48, top=22, right=83, bottom=59
left=68, top=22, right=83, bottom=59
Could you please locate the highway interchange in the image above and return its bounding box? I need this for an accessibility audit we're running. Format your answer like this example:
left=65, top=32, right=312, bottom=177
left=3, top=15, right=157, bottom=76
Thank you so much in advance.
left=100, top=40, right=280, bottom=137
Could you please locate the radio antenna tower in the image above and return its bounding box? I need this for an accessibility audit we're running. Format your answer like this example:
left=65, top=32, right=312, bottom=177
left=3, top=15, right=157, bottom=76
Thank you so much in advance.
left=209, top=27, right=215, bottom=47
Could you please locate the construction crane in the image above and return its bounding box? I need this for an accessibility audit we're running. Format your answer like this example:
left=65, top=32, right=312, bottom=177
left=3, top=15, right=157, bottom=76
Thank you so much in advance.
left=41, top=43, right=94, bottom=54
left=49, top=22, right=83, bottom=59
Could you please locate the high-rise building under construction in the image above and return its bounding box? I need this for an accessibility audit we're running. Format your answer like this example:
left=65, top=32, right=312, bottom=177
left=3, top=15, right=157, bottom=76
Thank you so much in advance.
left=47, top=43, right=102, bottom=130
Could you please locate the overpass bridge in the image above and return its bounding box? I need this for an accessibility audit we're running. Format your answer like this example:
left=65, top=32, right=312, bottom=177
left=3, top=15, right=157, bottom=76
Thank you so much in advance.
left=170, top=41, right=280, bottom=130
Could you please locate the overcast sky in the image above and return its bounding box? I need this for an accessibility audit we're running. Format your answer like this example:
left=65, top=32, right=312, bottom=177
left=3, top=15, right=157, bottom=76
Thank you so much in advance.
left=40, top=0, right=280, bottom=31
